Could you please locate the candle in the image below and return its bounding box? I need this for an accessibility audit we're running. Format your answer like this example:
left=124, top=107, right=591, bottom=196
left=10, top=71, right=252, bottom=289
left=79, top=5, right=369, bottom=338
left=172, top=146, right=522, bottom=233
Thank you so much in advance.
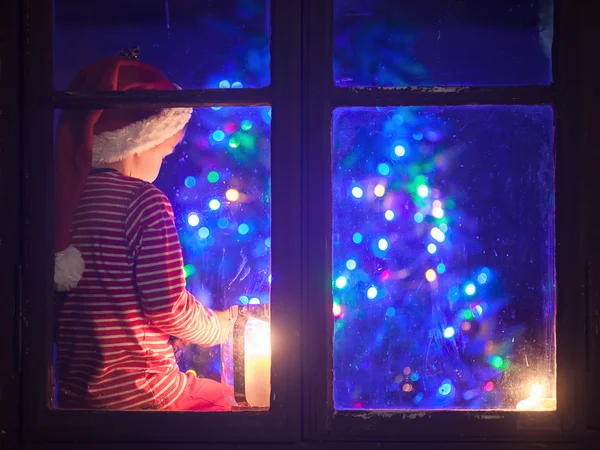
left=515, top=382, right=556, bottom=411
left=244, top=317, right=271, bottom=407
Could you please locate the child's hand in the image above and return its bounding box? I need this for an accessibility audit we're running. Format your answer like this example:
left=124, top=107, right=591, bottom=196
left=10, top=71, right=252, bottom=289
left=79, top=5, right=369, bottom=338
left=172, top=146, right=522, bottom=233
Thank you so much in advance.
left=214, top=310, right=234, bottom=344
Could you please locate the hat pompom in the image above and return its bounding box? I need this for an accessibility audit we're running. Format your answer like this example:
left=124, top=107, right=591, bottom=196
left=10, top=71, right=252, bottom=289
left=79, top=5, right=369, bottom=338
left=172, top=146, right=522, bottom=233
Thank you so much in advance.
left=54, top=246, right=85, bottom=292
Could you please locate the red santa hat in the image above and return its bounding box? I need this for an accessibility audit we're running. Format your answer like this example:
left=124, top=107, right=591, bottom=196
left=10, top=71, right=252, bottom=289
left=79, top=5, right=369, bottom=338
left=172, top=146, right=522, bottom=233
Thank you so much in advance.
left=54, top=50, right=192, bottom=291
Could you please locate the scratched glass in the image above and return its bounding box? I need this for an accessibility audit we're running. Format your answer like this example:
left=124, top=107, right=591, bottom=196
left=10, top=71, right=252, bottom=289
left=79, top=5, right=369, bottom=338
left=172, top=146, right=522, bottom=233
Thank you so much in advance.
left=332, top=106, right=556, bottom=410
left=334, top=0, right=553, bottom=86
left=54, top=0, right=270, bottom=90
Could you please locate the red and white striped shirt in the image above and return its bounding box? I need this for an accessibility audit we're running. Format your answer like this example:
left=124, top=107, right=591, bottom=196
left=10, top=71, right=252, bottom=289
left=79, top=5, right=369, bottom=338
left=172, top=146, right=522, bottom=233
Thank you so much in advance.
left=55, top=169, right=221, bottom=410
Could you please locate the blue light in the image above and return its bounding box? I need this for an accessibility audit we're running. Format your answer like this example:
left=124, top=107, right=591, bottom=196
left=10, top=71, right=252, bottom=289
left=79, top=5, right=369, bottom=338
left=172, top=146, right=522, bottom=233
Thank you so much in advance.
left=238, top=223, right=250, bottom=235
left=219, top=80, right=231, bottom=88
left=217, top=217, right=229, bottom=228
left=384, top=210, right=395, bottom=221
left=239, top=295, right=249, bottom=305
left=427, top=243, right=437, bottom=254
left=443, top=326, right=455, bottom=339
left=208, top=199, right=221, bottom=210
left=351, top=186, right=364, bottom=198
left=378, top=238, right=389, bottom=251
left=465, top=283, right=476, bottom=296
left=394, top=145, right=406, bottom=157
left=440, top=223, right=449, bottom=233
left=212, top=130, right=225, bottom=142
left=187, top=213, right=200, bottom=227
left=367, top=286, right=378, bottom=299
left=413, top=392, right=424, bottom=404
left=414, top=212, right=424, bottom=223
left=231, top=81, right=243, bottom=88
left=437, top=263, right=446, bottom=274
left=184, top=176, right=196, bottom=188
left=346, top=259, right=357, bottom=270
left=352, top=233, right=363, bottom=244
left=439, top=382, right=452, bottom=396
left=386, top=307, right=395, bottom=317
left=413, top=131, right=424, bottom=141
left=198, top=227, right=210, bottom=239
left=265, top=237, right=271, bottom=247
left=377, top=163, right=391, bottom=176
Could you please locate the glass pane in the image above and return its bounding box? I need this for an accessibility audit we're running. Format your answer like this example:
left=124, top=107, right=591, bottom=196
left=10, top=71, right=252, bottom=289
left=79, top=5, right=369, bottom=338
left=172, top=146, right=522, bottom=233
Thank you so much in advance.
left=334, top=0, right=553, bottom=86
left=54, top=0, right=270, bottom=90
left=53, top=106, right=271, bottom=411
left=332, top=106, right=555, bottom=410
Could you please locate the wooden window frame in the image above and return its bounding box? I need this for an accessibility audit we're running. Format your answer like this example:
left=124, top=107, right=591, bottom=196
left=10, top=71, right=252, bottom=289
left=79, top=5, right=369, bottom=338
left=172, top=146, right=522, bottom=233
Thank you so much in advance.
left=302, top=0, right=592, bottom=443
left=13, top=0, right=600, bottom=447
left=20, top=0, right=302, bottom=443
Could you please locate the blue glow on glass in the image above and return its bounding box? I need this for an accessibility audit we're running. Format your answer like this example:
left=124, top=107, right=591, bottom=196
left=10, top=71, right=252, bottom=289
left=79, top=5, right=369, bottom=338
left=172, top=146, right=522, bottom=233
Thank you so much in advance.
left=184, top=176, right=196, bottom=188
left=352, top=233, right=363, bottom=244
left=377, top=163, right=391, bottom=176
left=198, top=227, right=210, bottom=239
left=212, top=130, right=225, bottom=142
left=414, top=212, right=424, bottom=223
left=238, top=223, right=250, bottom=235
left=346, top=259, right=357, bottom=270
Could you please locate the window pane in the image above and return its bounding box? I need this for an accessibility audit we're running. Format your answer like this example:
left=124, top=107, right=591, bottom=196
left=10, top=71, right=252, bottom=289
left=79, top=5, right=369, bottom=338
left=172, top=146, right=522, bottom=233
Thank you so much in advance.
left=54, top=0, right=270, bottom=90
left=334, top=0, right=553, bottom=86
left=53, top=106, right=271, bottom=411
left=332, top=106, right=555, bottom=410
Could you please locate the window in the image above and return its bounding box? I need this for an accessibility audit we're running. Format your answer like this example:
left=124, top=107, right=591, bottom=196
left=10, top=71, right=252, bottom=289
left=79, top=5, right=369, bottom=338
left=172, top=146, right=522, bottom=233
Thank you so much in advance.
left=14, top=0, right=594, bottom=446
left=21, top=0, right=300, bottom=442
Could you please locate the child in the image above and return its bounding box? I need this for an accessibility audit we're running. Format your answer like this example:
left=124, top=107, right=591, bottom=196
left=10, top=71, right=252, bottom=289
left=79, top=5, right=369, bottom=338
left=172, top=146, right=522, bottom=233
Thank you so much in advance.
left=53, top=51, right=232, bottom=411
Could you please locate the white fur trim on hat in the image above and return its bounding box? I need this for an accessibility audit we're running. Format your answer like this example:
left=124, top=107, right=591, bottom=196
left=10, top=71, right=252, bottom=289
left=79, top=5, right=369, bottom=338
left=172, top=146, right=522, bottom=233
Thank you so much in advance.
left=91, top=107, right=193, bottom=166
left=54, top=245, right=85, bottom=292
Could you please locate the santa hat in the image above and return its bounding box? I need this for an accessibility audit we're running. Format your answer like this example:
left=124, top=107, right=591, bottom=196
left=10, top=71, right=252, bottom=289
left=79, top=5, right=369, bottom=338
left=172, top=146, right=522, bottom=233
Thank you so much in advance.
left=54, top=49, right=192, bottom=291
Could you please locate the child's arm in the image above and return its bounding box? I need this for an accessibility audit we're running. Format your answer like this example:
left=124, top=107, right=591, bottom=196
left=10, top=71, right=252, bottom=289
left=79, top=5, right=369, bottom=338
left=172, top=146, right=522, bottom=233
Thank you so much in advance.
left=125, top=183, right=223, bottom=347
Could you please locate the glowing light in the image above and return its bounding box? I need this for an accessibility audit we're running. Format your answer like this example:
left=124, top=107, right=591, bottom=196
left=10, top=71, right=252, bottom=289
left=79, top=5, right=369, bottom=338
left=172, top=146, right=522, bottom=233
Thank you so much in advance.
left=198, top=227, right=210, bottom=239
left=439, top=223, right=449, bottom=233
left=436, top=263, right=446, bottom=274
left=403, top=367, right=411, bottom=375
left=352, top=233, right=363, bottom=244
left=432, top=207, right=444, bottom=219
left=484, top=381, right=495, bottom=392
left=410, top=373, right=420, bottom=382
left=231, top=81, right=243, bottom=88
left=394, top=145, right=406, bottom=157
left=219, top=80, right=231, bottom=88
left=384, top=210, right=395, bottom=221
left=366, top=287, right=378, bottom=299
left=473, top=304, right=483, bottom=316
left=417, top=185, right=429, bottom=198
left=386, top=307, right=395, bottom=317
left=249, top=297, right=260, bottom=304
left=377, top=163, right=391, bottom=175
left=183, top=264, right=196, bottom=279
left=217, top=217, right=229, bottom=228
left=239, top=295, right=249, bottom=305
left=433, top=200, right=442, bottom=209
left=530, top=383, right=544, bottom=399
left=225, top=188, right=240, bottom=201
left=351, top=186, right=364, bottom=198
left=414, top=212, right=424, bottom=223
left=229, top=137, right=240, bottom=148
left=490, top=356, right=504, bottom=369
left=186, top=369, right=197, bottom=377
left=238, top=223, right=250, bottom=235
left=465, top=283, right=476, bottom=296
left=184, top=176, right=196, bottom=188
left=374, top=184, right=386, bottom=197
left=413, top=131, right=424, bottom=141
left=443, top=326, right=456, bottom=339
left=438, top=382, right=452, bottom=396
left=427, top=243, right=437, bottom=254
left=430, top=227, right=446, bottom=243
left=333, top=303, right=342, bottom=317
left=265, top=237, right=271, bottom=247
left=461, top=321, right=471, bottom=331
left=335, top=276, right=348, bottom=289
left=378, top=238, right=389, bottom=251
left=187, top=213, right=200, bottom=227
left=346, top=259, right=357, bottom=270
left=212, top=130, right=225, bottom=142
left=241, top=119, right=253, bottom=130
left=402, top=383, right=413, bottom=393
left=207, top=171, right=220, bottom=183
left=208, top=199, right=221, bottom=210
left=477, top=272, right=488, bottom=284
left=425, top=269, right=437, bottom=282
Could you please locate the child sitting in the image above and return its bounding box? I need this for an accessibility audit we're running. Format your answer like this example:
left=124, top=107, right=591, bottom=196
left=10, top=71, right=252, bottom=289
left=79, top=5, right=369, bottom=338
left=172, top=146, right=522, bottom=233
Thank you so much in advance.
left=53, top=51, right=232, bottom=411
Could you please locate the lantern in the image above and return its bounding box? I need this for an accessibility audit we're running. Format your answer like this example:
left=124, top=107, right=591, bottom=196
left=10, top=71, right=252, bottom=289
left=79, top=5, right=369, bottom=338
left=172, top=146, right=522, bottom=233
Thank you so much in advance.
left=221, top=304, right=271, bottom=409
